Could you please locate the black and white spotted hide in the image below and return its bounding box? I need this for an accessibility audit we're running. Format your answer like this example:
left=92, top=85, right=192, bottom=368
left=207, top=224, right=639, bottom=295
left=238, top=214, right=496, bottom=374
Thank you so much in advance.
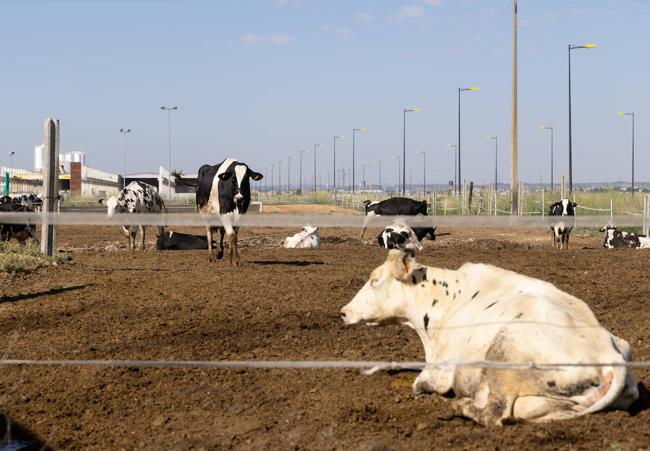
left=98, top=181, right=166, bottom=250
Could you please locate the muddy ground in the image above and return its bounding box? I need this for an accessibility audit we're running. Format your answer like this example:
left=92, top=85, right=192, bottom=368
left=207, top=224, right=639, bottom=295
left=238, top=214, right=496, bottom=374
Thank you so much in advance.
left=1, top=217, right=650, bottom=449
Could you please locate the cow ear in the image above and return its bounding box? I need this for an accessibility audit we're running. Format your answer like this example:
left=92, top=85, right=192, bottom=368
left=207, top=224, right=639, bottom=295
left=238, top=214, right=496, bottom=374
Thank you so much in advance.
left=98, top=199, right=106, bottom=206
left=249, top=171, right=263, bottom=181
left=571, top=202, right=577, bottom=208
left=386, top=249, right=416, bottom=281
left=218, top=172, right=233, bottom=181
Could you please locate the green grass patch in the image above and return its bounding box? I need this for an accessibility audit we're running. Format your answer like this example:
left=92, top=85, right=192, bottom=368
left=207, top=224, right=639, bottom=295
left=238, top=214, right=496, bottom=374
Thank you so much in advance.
left=0, top=241, right=72, bottom=274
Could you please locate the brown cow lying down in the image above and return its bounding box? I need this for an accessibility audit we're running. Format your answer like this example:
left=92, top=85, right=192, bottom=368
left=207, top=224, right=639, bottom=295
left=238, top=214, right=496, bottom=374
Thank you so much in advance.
left=340, top=250, right=639, bottom=425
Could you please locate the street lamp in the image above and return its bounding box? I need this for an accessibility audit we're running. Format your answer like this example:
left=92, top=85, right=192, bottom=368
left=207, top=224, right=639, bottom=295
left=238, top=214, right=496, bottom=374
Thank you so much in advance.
left=568, top=43, right=596, bottom=192
left=539, top=125, right=554, bottom=192
left=447, top=144, right=457, bottom=190
left=352, top=128, right=366, bottom=194
left=416, top=150, right=426, bottom=196
left=458, top=87, right=478, bottom=195
left=373, top=160, right=382, bottom=192
left=8, top=151, right=15, bottom=168
left=119, top=128, right=131, bottom=189
left=313, top=143, right=324, bottom=193
left=333, top=135, right=344, bottom=199
left=393, top=155, right=401, bottom=195
left=299, top=149, right=309, bottom=194
left=619, top=112, right=636, bottom=194
left=160, top=105, right=179, bottom=198
left=485, top=136, right=498, bottom=190
left=403, top=108, right=421, bottom=195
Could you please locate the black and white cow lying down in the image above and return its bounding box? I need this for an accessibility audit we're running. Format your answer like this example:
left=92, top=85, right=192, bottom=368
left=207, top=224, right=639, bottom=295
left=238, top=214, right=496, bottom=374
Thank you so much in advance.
left=0, top=202, right=38, bottom=244
left=377, top=222, right=440, bottom=251
left=361, top=197, right=430, bottom=239
left=99, top=181, right=166, bottom=250
left=174, top=159, right=263, bottom=265
left=548, top=199, right=576, bottom=249
left=341, top=249, right=639, bottom=425
left=156, top=231, right=217, bottom=250
left=601, top=226, right=650, bottom=249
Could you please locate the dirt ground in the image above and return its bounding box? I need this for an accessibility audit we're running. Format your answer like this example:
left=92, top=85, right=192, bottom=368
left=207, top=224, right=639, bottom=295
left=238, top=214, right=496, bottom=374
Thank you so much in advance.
left=1, top=215, right=650, bottom=449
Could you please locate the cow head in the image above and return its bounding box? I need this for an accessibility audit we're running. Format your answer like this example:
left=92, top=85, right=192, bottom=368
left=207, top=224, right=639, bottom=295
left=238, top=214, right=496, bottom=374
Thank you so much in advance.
left=550, top=199, right=577, bottom=216
left=98, top=196, right=125, bottom=217
left=377, top=224, right=423, bottom=251
left=340, top=249, right=417, bottom=326
left=217, top=163, right=263, bottom=206
left=600, top=225, right=617, bottom=249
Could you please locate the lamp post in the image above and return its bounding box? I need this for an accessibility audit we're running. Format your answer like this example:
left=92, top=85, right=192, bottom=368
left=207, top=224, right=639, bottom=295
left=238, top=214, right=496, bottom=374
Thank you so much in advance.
left=458, top=88, right=478, bottom=195
left=313, top=143, right=324, bottom=193
left=160, top=105, right=178, bottom=198
left=119, top=128, right=131, bottom=189
left=485, top=136, right=498, bottom=190
left=447, top=144, right=457, bottom=191
left=568, top=43, right=596, bottom=193
left=352, top=128, right=366, bottom=194
left=403, top=108, right=421, bottom=195
left=619, top=112, right=636, bottom=194
left=393, top=155, right=401, bottom=195
left=8, top=151, right=15, bottom=168
left=373, top=160, right=382, bottom=192
left=416, top=150, right=426, bottom=196
left=299, top=149, right=309, bottom=194
left=333, top=135, right=344, bottom=199
left=287, top=155, right=294, bottom=193
left=539, top=125, right=554, bottom=192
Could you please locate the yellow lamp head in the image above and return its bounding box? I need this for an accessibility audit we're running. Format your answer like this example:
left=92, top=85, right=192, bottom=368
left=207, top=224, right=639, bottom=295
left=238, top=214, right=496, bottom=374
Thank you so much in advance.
left=584, top=43, right=597, bottom=49
left=469, top=86, right=479, bottom=91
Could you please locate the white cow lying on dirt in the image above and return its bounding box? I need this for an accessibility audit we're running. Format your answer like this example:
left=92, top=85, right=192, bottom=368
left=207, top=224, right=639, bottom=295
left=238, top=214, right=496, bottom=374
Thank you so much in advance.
left=284, top=226, right=320, bottom=249
left=340, top=250, right=638, bottom=425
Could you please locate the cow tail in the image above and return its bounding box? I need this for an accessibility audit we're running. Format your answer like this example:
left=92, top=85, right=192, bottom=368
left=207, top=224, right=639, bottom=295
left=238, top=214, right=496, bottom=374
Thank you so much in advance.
left=172, top=171, right=198, bottom=188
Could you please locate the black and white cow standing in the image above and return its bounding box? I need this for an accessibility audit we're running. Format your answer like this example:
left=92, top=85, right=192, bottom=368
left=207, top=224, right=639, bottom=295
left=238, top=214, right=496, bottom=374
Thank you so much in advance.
left=174, top=158, right=263, bottom=265
left=98, top=181, right=166, bottom=250
left=548, top=199, right=577, bottom=250
left=361, top=197, right=430, bottom=239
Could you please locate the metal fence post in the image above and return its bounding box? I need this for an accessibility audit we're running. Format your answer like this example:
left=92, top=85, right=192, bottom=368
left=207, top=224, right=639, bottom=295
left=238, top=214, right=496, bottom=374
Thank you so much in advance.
left=41, top=118, right=60, bottom=256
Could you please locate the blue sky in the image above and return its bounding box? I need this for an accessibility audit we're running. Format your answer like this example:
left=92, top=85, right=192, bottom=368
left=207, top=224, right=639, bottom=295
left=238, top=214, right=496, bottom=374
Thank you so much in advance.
left=1, top=0, right=649, bottom=186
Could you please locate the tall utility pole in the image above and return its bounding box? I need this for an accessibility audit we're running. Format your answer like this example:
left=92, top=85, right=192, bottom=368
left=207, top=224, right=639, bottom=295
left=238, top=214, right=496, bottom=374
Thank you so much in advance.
left=373, top=160, right=382, bottom=192
left=287, top=155, right=294, bottom=193
left=313, top=143, right=324, bottom=194
left=416, top=150, right=426, bottom=196
left=619, top=112, right=636, bottom=194
left=333, top=135, right=344, bottom=199
left=540, top=125, right=554, bottom=191
left=299, top=150, right=309, bottom=194
left=352, top=128, right=365, bottom=194
left=160, top=105, right=178, bottom=198
left=486, top=136, right=498, bottom=190
left=403, top=108, right=420, bottom=196
left=120, top=128, right=131, bottom=189
left=511, top=0, right=519, bottom=214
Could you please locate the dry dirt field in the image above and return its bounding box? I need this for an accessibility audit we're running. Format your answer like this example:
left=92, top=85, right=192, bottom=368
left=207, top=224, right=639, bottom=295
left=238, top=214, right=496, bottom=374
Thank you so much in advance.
left=1, top=213, right=650, bottom=449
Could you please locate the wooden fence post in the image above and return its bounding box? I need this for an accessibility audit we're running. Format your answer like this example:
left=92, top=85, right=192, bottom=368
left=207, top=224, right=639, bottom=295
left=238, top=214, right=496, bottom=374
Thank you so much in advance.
left=41, top=118, right=60, bottom=256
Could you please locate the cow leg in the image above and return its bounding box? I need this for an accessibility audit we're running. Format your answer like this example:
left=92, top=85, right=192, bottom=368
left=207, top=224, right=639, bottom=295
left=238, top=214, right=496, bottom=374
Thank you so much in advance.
left=227, top=232, right=240, bottom=266
left=206, top=227, right=216, bottom=262
left=217, top=227, right=225, bottom=260
left=129, top=225, right=137, bottom=250
left=564, top=233, right=570, bottom=250
left=140, top=225, right=146, bottom=250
